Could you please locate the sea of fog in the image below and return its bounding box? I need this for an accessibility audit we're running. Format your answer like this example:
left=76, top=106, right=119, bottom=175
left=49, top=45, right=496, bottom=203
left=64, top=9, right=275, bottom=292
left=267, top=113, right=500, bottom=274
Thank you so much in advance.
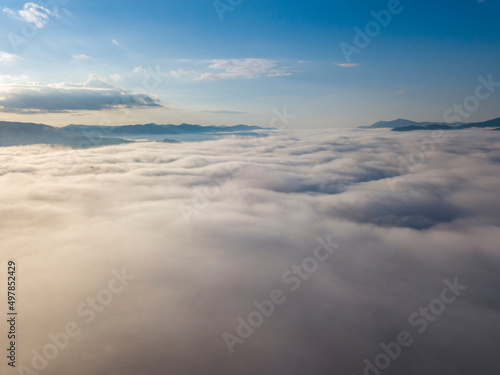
left=1, top=128, right=499, bottom=375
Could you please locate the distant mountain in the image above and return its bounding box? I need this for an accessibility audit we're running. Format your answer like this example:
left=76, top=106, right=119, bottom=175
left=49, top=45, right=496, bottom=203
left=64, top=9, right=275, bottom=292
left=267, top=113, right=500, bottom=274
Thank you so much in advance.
left=458, top=117, right=500, bottom=129
left=360, top=119, right=463, bottom=129
left=64, top=123, right=262, bottom=136
left=0, top=121, right=131, bottom=147
left=0, top=121, right=264, bottom=147
left=392, top=117, right=500, bottom=132
left=392, top=124, right=454, bottom=132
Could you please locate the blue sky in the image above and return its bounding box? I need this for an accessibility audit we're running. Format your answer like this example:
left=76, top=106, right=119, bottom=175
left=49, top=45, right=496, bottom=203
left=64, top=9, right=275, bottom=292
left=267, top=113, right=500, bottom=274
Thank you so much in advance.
left=0, top=0, right=499, bottom=128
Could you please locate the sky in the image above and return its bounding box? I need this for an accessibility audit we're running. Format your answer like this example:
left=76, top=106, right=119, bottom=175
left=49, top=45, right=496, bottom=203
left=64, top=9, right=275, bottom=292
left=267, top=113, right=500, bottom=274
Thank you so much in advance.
left=0, top=0, right=499, bottom=128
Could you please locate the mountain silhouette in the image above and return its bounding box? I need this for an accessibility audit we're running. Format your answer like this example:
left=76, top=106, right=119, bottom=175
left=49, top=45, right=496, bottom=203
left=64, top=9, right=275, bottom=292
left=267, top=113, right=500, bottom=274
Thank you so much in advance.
left=0, top=121, right=263, bottom=147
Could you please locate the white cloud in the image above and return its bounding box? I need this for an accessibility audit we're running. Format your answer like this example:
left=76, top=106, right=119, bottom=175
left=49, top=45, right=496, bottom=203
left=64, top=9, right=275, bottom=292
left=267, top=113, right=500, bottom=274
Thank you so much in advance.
left=171, top=58, right=292, bottom=81
left=207, top=58, right=291, bottom=78
left=112, top=39, right=120, bottom=46
left=169, top=68, right=200, bottom=80
left=0, top=51, right=16, bottom=64
left=110, top=74, right=122, bottom=83
left=396, top=89, right=406, bottom=95
left=0, top=75, right=29, bottom=83
left=133, top=66, right=148, bottom=75
left=3, top=2, right=57, bottom=28
left=334, top=62, right=360, bottom=68
left=0, top=74, right=161, bottom=113
left=193, top=109, right=247, bottom=114
left=71, top=54, right=91, bottom=61
left=0, top=129, right=499, bottom=374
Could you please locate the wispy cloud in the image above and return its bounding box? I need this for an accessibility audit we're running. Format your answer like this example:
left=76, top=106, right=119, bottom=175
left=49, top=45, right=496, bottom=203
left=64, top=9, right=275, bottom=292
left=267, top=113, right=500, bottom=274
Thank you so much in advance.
left=206, top=58, right=291, bottom=79
left=334, top=62, right=360, bottom=68
left=3, top=2, right=57, bottom=28
left=71, top=54, right=91, bottom=62
left=169, top=69, right=201, bottom=80
left=110, top=74, right=123, bottom=83
left=396, top=89, right=406, bottom=95
left=0, top=75, right=29, bottom=83
left=133, top=66, right=153, bottom=75
left=0, top=75, right=161, bottom=113
left=193, top=109, right=248, bottom=114
left=0, top=51, right=16, bottom=64
left=112, top=39, right=120, bottom=46
left=171, top=58, right=292, bottom=81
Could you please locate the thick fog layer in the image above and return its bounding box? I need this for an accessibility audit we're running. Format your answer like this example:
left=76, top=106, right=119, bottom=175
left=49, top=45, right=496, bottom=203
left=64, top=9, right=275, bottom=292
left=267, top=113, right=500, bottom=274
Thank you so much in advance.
left=2, top=129, right=499, bottom=375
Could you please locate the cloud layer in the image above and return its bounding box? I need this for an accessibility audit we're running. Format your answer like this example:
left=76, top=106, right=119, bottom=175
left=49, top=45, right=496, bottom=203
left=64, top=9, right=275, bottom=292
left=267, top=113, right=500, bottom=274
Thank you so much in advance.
left=2, top=129, right=500, bottom=375
left=0, top=75, right=161, bottom=113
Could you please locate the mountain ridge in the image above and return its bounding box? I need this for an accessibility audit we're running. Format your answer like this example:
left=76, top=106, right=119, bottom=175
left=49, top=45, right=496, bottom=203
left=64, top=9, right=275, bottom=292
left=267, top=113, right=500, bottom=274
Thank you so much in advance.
left=391, top=117, right=500, bottom=132
left=360, top=119, right=464, bottom=129
left=359, top=117, right=500, bottom=131
left=0, top=121, right=264, bottom=147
